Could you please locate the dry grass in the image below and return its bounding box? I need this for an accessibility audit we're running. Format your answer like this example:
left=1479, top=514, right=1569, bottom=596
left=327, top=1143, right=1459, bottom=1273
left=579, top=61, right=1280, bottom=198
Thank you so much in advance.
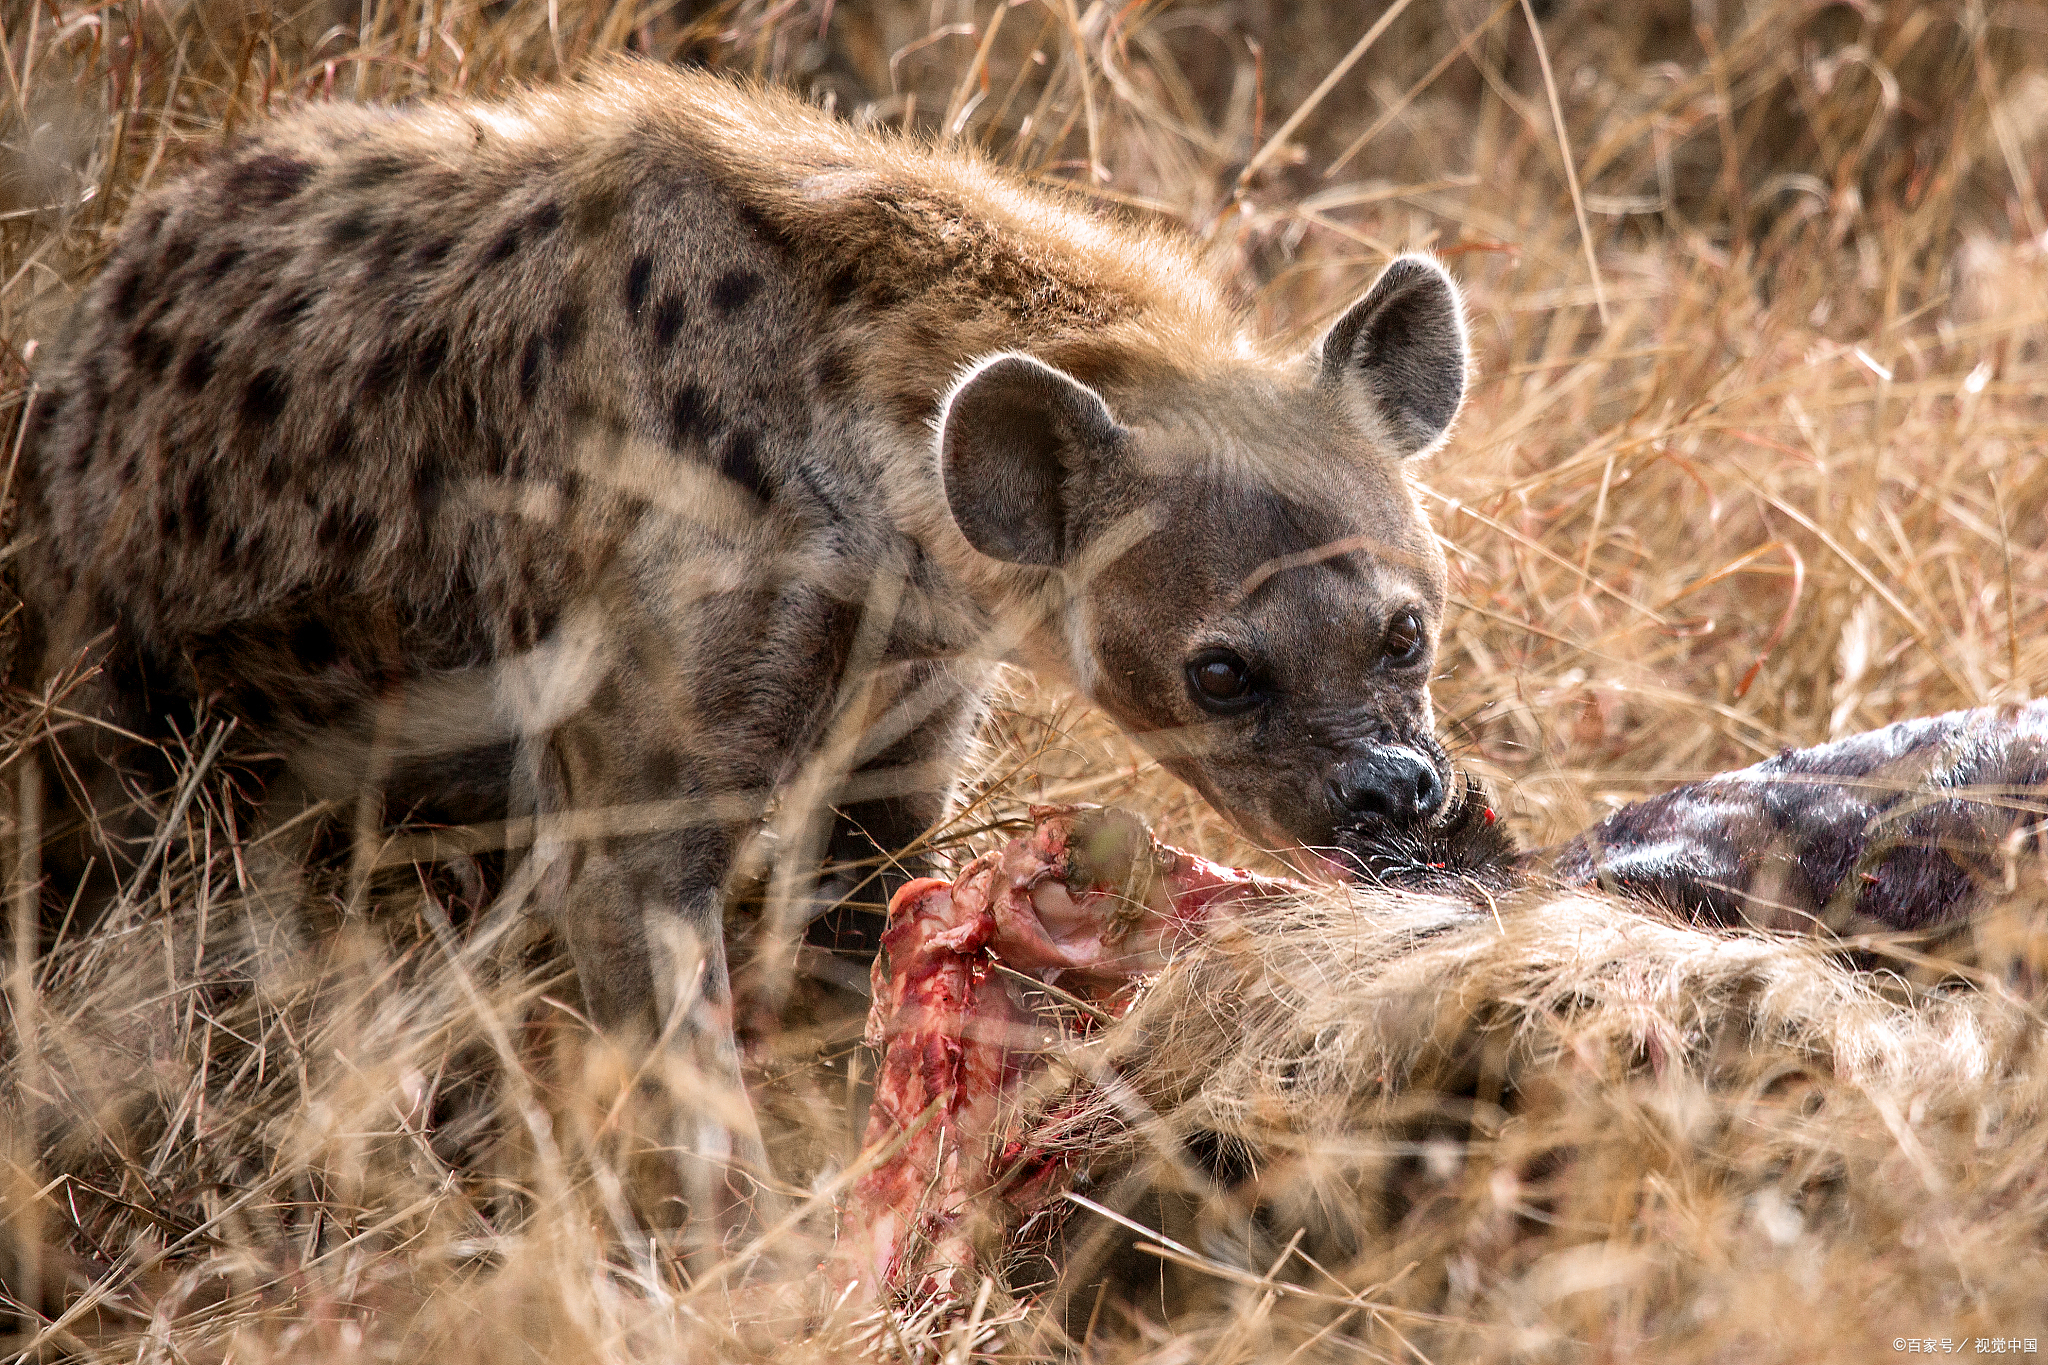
left=3, top=0, right=2048, bottom=1359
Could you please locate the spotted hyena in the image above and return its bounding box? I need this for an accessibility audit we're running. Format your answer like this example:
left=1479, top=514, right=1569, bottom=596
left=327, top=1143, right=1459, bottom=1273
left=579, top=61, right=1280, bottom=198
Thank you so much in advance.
left=16, top=60, right=1468, bottom=1177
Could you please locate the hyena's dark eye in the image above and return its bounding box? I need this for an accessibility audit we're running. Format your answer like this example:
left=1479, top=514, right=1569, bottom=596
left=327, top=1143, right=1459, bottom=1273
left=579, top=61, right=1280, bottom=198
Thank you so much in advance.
left=1382, top=609, right=1427, bottom=666
left=1186, top=649, right=1264, bottom=714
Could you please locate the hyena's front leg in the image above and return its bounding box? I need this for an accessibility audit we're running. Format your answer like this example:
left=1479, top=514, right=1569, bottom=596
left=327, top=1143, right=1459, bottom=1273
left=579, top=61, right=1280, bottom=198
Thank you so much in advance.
left=805, top=660, right=991, bottom=962
left=525, top=674, right=786, bottom=1261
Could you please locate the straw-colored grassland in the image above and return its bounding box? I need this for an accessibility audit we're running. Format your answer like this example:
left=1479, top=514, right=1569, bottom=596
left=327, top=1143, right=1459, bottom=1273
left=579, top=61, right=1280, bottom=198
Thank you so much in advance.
left=2, top=0, right=2046, bottom=1360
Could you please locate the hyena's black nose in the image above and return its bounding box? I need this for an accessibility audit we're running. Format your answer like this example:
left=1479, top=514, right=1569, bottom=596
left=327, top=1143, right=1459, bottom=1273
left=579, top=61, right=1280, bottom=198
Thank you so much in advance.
left=1331, top=747, right=1446, bottom=825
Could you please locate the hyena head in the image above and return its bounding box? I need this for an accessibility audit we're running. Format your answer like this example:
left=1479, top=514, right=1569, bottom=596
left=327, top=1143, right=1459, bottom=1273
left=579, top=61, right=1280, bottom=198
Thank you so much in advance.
left=939, top=255, right=1467, bottom=861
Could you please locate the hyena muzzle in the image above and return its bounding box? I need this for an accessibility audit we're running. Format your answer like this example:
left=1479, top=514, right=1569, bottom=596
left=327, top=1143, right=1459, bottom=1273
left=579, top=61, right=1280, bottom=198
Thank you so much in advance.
left=12, top=60, right=1469, bottom=1211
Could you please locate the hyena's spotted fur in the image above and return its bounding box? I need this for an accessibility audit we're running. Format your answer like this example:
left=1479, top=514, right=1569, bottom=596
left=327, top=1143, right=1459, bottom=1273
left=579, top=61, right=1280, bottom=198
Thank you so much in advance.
left=19, top=60, right=1470, bottom=1183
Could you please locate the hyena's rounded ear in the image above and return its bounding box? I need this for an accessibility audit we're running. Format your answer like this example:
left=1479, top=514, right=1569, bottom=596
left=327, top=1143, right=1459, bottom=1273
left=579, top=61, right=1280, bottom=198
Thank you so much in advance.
left=938, top=353, right=1125, bottom=566
left=1316, top=254, right=1469, bottom=459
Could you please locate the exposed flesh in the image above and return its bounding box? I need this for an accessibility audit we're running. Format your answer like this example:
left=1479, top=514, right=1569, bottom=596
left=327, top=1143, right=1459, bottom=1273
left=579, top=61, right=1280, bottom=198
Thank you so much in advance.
left=841, top=805, right=1304, bottom=1301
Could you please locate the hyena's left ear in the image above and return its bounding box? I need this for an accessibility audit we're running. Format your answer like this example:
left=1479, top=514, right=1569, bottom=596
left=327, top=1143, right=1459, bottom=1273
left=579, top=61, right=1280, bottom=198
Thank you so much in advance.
left=938, top=353, right=1126, bottom=567
left=1317, top=254, right=1469, bottom=459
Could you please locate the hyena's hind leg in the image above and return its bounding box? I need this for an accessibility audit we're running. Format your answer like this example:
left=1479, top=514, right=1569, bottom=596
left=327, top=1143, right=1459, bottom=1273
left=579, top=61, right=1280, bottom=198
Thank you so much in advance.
left=266, top=665, right=519, bottom=939
left=14, top=612, right=215, bottom=950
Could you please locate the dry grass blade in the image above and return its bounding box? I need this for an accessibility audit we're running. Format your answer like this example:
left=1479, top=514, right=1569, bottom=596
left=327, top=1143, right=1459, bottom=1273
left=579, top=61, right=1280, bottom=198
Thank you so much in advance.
left=1323, top=0, right=1517, bottom=181
left=1517, top=0, right=1608, bottom=328
left=1235, top=0, right=1420, bottom=190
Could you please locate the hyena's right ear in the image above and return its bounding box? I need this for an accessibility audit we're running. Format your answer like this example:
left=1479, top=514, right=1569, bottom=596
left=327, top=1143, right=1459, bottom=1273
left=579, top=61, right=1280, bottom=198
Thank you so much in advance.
left=938, top=353, right=1126, bottom=567
left=1317, top=254, right=1469, bottom=459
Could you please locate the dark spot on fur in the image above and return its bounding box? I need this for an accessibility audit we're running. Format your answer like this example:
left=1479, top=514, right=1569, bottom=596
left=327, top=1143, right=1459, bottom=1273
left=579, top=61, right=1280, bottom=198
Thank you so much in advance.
left=63, top=431, right=91, bottom=478
left=364, top=226, right=410, bottom=279
left=413, top=235, right=455, bottom=270
left=235, top=683, right=278, bottom=729
left=223, top=154, right=313, bottom=207
left=812, top=345, right=854, bottom=394
left=346, top=154, right=409, bottom=190
left=365, top=344, right=403, bottom=395
left=721, top=430, right=772, bottom=501
left=1182, top=1130, right=1258, bottom=1187
left=413, top=461, right=445, bottom=514
left=412, top=332, right=448, bottom=383
left=557, top=468, right=584, bottom=505
left=625, top=254, right=654, bottom=313
left=365, top=332, right=445, bottom=394
left=258, top=448, right=290, bottom=498
left=905, top=538, right=934, bottom=589
left=21, top=389, right=58, bottom=445
left=710, top=270, right=761, bottom=315
left=19, top=406, right=72, bottom=482
left=881, top=387, right=933, bottom=430
left=242, top=369, right=289, bottom=425
left=215, top=525, right=256, bottom=574
left=128, top=326, right=174, bottom=377
left=180, top=471, right=212, bottom=529
left=479, top=437, right=511, bottom=479
left=317, top=503, right=373, bottom=555
left=640, top=746, right=680, bottom=793
left=524, top=602, right=563, bottom=653
left=573, top=182, right=624, bottom=236
left=587, top=675, right=624, bottom=719
left=266, top=288, right=318, bottom=329
left=160, top=233, right=197, bottom=277
left=482, top=221, right=521, bottom=267
left=669, top=383, right=716, bottom=445
left=324, top=424, right=354, bottom=465
left=204, top=244, right=246, bottom=282
left=108, top=262, right=146, bottom=318
left=328, top=211, right=374, bottom=248
left=179, top=340, right=219, bottom=392
left=863, top=279, right=907, bottom=310
left=823, top=265, right=860, bottom=308
left=653, top=294, right=687, bottom=346
left=548, top=301, right=579, bottom=353
left=290, top=620, right=338, bottom=667
left=519, top=333, right=545, bottom=402
left=526, top=201, right=563, bottom=236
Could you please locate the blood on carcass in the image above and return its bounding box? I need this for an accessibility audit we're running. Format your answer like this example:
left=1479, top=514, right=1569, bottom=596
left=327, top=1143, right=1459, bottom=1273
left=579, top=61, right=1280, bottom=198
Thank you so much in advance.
left=841, top=805, right=1303, bottom=1302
